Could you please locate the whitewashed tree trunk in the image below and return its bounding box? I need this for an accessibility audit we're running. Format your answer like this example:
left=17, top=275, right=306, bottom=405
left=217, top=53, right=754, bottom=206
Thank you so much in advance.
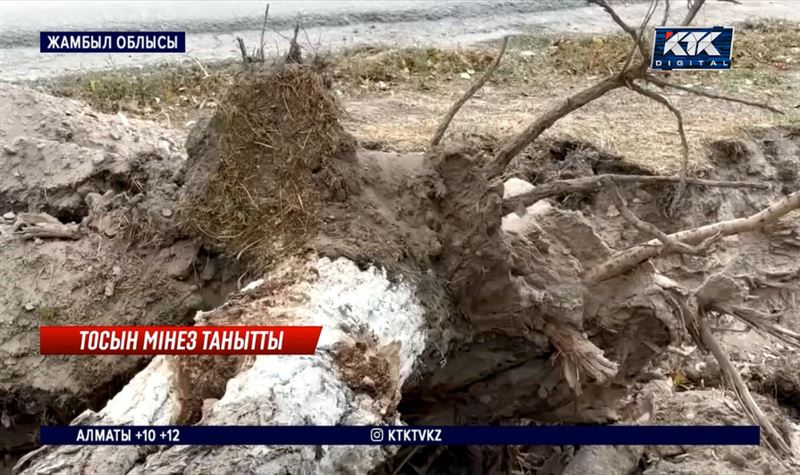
left=16, top=257, right=429, bottom=474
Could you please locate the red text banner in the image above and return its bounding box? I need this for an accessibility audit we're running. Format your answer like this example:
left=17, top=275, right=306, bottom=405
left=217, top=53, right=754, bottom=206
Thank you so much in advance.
left=40, top=326, right=322, bottom=355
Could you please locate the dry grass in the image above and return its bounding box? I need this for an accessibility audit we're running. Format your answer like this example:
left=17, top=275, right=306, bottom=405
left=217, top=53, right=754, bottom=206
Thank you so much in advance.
left=29, top=20, right=800, bottom=174
left=181, top=65, right=355, bottom=268
left=32, top=60, right=241, bottom=121
left=334, top=46, right=495, bottom=84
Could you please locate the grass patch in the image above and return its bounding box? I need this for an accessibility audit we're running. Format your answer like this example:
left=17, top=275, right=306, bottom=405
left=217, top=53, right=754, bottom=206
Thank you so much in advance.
left=547, top=35, right=631, bottom=76
left=28, top=20, right=799, bottom=123
left=716, top=68, right=784, bottom=92
left=339, top=46, right=494, bottom=80
left=734, top=19, right=800, bottom=69
left=31, top=59, right=240, bottom=116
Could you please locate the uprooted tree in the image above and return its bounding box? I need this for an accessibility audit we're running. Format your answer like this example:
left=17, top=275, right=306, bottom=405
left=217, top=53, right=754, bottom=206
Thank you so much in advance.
left=15, top=0, right=799, bottom=473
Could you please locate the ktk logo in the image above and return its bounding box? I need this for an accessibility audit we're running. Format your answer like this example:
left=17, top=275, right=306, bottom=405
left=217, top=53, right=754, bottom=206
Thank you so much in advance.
left=663, top=31, right=721, bottom=56
left=651, top=26, right=733, bottom=70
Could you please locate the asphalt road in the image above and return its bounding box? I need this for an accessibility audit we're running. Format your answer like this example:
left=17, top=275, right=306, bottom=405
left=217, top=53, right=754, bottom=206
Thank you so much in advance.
left=0, top=1, right=796, bottom=81
left=0, top=0, right=588, bottom=80
left=1, top=1, right=584, bottom=47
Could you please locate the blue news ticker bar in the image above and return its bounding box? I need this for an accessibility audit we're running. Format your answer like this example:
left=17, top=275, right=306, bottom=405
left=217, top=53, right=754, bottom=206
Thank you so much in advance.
left=40, top=32, right=186, bottom=53
left=40, top=425, right=760, bottom=446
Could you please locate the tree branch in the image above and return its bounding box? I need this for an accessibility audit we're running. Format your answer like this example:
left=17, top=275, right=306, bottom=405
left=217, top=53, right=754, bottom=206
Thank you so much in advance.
left=286, top=22, right=302, bottom=64
left=587, top=0, right=639, bottom=40
left=431, top=36, right=509, bottom=148
left=502, top=174, right=768, bottom=215
left=621, top=0, right=659, bottom=72
left=661, top=0, right=671, bottom=25
left=484, top=0, right=710, bottom=179
left=236, top=37, right=250, bottom=64
left=585, top=191, right=800, bottom=283
left=644, top=75, right=785, bottom=114
left=258, top=3, right=270, bottom=61
left=682, top=0, right=707, bottom=26
left=483, top=74, right=628, bottom=178
left=626, top=80, right=691, bottom=210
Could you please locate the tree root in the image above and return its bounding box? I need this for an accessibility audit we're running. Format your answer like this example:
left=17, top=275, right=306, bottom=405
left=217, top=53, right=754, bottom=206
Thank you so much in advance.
left=605, top=177, right=719, bottom=254
left=625, top=80, right=691, bottom=212
left=544, top=324, right=619, bottom=396
left=644, top=74, right=784, bottom=114
left=8, top=212, right=81, bottom=241
left=694, top=312, right=794, bottom=457
left=430, top=36, right=508, bottom=148
left=585, top=191, right=800, bottom=283
left=712, top=303, right=800, bottom=349
left=501, top=174, right=768, bottom=215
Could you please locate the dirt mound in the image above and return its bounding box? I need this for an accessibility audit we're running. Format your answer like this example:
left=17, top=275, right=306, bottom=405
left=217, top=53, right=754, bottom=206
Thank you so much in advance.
left=182, top=65, right=361, bottom=268
left=0, top=84, right=185, bottom=242
left=178, top=66, right=452, bottom=344
left=0, top=83, right=243, bottom=459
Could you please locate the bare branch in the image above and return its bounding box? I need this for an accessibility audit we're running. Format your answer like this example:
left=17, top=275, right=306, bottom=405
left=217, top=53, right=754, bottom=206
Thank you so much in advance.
left=258, top=3, right=270, bottom=61
left=645, top=74, right=785, bottom=114
left=236, top=37, right=250, bottom=64
left=286, top=22, right=302, bottom=64
left=585, top=191, right=800, bottom=283
left=485, top=0, right=653, bottom=179
left=661, top=0, right=671, bottom=25
left=694, top=314, right=794, bottom=456
left=484, top=0, right=712, bottom=179
left=587, top=0, right=638, bottom=40
left=626, top=80, right=691, bottom=210
left=484, top=74, right=627, bottom=178
left=502, top=174, right=767, bottom=215
left=484, top=0, right=716, bottom=180
left=621, top=0, right=659, bottom=71
left=681, top=0, right=707, bottom=26
left=604, top=177, right=718, bottom=254
left=431, top=36, right=509, bottom=148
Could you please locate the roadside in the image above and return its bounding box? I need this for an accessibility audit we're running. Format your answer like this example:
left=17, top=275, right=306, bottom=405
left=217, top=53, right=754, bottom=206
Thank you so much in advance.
left=1, top=0, right=799, bottom=81
left=27, top=18, right=800, bottom=174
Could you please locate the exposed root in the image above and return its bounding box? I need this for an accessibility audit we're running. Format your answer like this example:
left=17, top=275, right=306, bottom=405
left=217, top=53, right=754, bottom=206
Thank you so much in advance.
left=604, top=177, right=719, bottom=255
left=502, top=174, right=768, bottom=215
left=712, top=303, right=800, bottom=349
left=625, top=80, right=691, bottom=212
left=484, top=73, right=629, bottom=179
left=544, top=324, right=619, bottom=396
left=586, top=191, right=800, bottom=283
left=430, top=36, right=508, bottom=148
left=693, top=312, right=794, bottom=457
left=8, top=213, right=81, bottom=241
left=181, top=65, right=357, bottom=268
